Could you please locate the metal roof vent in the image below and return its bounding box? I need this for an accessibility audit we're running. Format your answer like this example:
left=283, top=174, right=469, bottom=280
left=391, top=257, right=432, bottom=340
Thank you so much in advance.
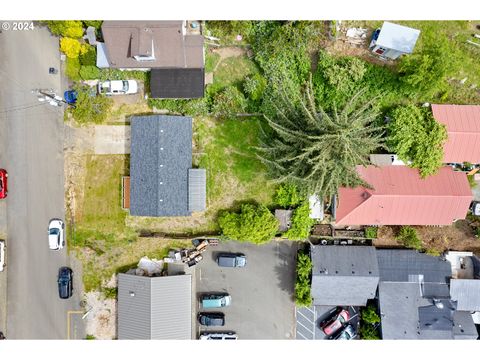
left=129, top=291, right=135, bottom=297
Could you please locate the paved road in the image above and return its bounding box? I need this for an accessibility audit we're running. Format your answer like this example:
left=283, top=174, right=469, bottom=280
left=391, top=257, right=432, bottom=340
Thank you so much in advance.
left=0, top=24, right=84, bottom=339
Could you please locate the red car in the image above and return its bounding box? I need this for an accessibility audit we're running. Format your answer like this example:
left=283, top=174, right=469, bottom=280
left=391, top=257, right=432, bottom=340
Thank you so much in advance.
left=0, top=169, right=7, bottom=199
left=321, top=309, right=351, bottom=336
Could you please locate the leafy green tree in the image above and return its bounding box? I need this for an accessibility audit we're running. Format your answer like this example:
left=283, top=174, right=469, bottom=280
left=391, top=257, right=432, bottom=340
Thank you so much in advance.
left=359, top=323, right=380, bottom=340
left=285, top=202, right=315, bottom=240
left=43, top=21, right=84, bottom=38
left=218, top=204, right=279, bottom=244
left=257, top=79, right=385, bottom=198
left=79, top=45, right=97, bottom=66
left=362, top=305, right=381, bottom=324
left=274, top=183, right=301, bottom=208
left=71, top=87, right=113, bottom=124
left=396, top=226, right=422, bottom=250
left=387, top=105, right=447, bottom=177
left=399, top=30, right=461, bottom=99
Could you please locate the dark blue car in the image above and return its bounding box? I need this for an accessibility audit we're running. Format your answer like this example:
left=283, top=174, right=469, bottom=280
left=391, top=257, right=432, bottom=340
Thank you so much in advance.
left=58, top=267, right=73, bottom=299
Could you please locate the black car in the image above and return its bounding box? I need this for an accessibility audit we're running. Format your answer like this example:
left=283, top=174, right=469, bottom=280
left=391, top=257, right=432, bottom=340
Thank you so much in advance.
left=58, top=267, right=73, bottom=299
left=198, top=312, right=225, bottom=327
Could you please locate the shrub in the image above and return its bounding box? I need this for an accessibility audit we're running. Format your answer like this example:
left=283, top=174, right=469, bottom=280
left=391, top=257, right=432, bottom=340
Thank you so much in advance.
left=66, top=57, right=81, bottom=81
left=359, top=323, right=380, bottom=340
left=387, top=105, right=447, bottom=177
left=60, top=38, right=89, bottom=58
left=83, top=20, right=103, bottom=30
left=364, top=227, right=378, bottom=239
left=274, top=183, right=301, bottom=208
left=295, top=251, right=312, bottom=307
left=43, top=20, right=84, bottom=38
left=79, top=45, right=97, bottom=66
left=396, top=226, right=422, bottom=250
left=79, top=65, right=101, bottom=80
left=212, top=86, right=248, bottom=118
left=218, top=204, right=279, bottom=244
left=85, top=334, right=96, bottom=340
left=243, top=73, right=267, bottom=102
left=102, top=287, right=117, bottom=299
left=426, top=248, right=442, bottom=257
left=71, top=87, right=113, bottom=125
left=206, top=21, right=255, bottom=43
left=285, top=202, right=315, bottom=240
left=147, top=98, right=209, bottom=117
left=361, top=305, right=381, bottom=325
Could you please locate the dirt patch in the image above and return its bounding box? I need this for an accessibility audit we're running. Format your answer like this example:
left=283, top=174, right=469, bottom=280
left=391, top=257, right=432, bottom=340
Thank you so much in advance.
left=375, top=222, right=480, bottom=253
left=212, top=46, right=248, bottom=71
left=84, top=291, right=116, bottom=340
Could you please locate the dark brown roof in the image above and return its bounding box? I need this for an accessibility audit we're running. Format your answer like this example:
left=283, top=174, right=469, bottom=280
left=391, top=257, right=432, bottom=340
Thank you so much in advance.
left=101, top=21, right=204, bottom=69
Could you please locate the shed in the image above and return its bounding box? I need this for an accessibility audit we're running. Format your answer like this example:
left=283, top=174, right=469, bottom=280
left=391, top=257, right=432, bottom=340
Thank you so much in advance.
left=150, top=68, right=205, bottom=99
left=311, top=245, right=379, bottom=306
left=369, top=22, right=420, bottom=60
left=117, top=273, right=192, bottom=339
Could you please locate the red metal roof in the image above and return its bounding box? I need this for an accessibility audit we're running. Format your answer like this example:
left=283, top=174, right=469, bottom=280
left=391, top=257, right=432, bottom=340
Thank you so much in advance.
left=432, top=104, right=480, bottom=163
left=336, top=166, right=472, bottom=226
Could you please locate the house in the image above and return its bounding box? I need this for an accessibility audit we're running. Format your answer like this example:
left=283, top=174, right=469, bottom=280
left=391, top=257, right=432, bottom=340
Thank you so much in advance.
left=335, top=165, right=472, bottom=226
left=117, top=273, right=192, bottom=339
left=98, top=21, right=205, bottom=99
left=377, top=249, right=477, bottom=340
left=310, top=245, right=379, bottom=306
left=369, top=22, right=420, bottom=60
left=129, top=115, right=206, bottom=217
left=431, top=104, right=480, bottom=164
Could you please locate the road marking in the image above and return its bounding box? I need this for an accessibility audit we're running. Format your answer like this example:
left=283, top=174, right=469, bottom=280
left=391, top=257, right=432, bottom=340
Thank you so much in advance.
left=67, top=310, right=83, bottom=340
left=297, top=309, right=313, bottom=322
left=296, top=318, right=314, bottom=334
left=303, top=306, right=315, bottom=315
left=296, top=330, right=309, bottom=340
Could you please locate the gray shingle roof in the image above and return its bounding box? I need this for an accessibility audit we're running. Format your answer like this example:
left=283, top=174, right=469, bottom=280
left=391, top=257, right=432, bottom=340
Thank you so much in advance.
left=453, top=311, right=479, bottom=339
left=188, top=168, right=206, bottom=212
left=378, top=282, right=454, bottom=339
left=130, top=115, right=192, bottom=217
left=377, top=249, right=452, bottom=283
left=118, top=273, right=192, bottom=339
left=311, top=246, right=379, bottom=306
left=450, top=279, right=480, bottom=311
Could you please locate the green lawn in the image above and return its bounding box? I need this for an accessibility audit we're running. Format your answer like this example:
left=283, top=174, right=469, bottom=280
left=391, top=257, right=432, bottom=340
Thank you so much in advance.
left=211, top=55, right=260, bottom=92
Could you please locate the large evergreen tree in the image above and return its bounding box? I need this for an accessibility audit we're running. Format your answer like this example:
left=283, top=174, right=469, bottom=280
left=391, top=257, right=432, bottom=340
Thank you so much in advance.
left=257, top=79, right=385, bottom=197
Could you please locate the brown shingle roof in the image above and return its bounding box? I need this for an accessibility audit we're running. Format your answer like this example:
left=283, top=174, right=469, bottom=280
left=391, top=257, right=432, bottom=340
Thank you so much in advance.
left=101, top=21, right=204, bottom=69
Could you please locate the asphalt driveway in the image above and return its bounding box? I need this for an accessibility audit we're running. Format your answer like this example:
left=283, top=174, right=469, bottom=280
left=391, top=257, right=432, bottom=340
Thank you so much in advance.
left=195, top=240, right=298, bottom=339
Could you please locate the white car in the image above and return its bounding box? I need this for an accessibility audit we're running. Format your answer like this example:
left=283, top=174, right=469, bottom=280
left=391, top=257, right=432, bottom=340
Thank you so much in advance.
left=0, top=240, right=5, bottom=272
left=199, top=332, right=238, bottom=340
left=97, top=80, right=138, bottom=96
left=48, top=219, right=65, bottom=250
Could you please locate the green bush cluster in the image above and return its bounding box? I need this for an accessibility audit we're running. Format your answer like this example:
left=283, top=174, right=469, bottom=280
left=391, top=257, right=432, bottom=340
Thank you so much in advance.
left=387, top=105, right=447, bottom=177
left=218, top=203, right=279, bottom=244
left=71, top=86, right=113, bottom=125
left=66, top=57, right=81, bottom=81
left=79, top=66, right=101, bottom=80
left=364, top=227, right=378, bottom=239
left=274, top=183, right=302, bottom=208
left=285, top=202, right=315, bottom=240
left=212, top=86, right=248, bottom=119
left=205, top=21, right=255, bottom=44
left=359, top=323, right=381, bottom=340
left=295, top=251, right=312, bottom=307
left=43, top=20, right=84, bottom=38
left=79, top=45, right=97, bottom=66
left=396, top=226, right=422, bottom=250
left=148, top=98, right=210, bottom=117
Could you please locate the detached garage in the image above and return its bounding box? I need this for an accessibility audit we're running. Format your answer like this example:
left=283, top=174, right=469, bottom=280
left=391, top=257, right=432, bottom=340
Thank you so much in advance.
left=118, top=273, right=192, bottom=339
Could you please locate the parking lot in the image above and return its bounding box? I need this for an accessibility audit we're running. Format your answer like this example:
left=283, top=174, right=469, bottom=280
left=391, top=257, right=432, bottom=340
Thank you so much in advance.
left=296, top=305, right=360, bottom=340
left=195, top=240, right=298, bottom=339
